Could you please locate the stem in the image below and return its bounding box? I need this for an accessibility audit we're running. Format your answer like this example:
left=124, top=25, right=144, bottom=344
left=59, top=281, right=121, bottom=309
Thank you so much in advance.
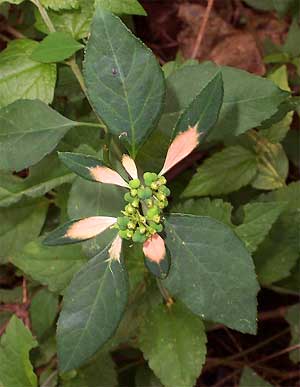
left=78, top=121, right=107, bottom=130
left=40, top=370, right=58, bottom=387
left=156, top=278, right=174, bottom=307
left=67, top=56, right=88, bottom=96
left=30, top=0, right=55, bottom=33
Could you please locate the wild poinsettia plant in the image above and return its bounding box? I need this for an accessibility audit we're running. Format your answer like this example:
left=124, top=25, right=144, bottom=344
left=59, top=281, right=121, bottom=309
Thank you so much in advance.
left=44, top=125, right=200, bottom=279
left=2, top=0, right=298, bottom=385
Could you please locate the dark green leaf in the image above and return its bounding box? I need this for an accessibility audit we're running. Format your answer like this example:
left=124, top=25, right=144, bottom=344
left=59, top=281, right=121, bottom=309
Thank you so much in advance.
left=0, top=316, right=38, bottom=387
left=173, top=71, right=223, bottom=138
left=97, top=0, right=146, bottom=15
left=0, top=39, right=56, bottom=108
left=163, top=214, right=259, bottom=333
left=57, top=245, right=128, bottom=371
left=11, top=239, right=88, bottom=294
left=0, top=199, right=47, bottom=264
left=182, top=145, right=258, bottom=197
left=30, top=288, right=58, bottom=339
left=172, top=198, right=233, bottom=226
left=31, top=32, right=83, bottom=63
left=139, top=302, right=207, bottom=387
left=0, top=154, right=75, bottom=207
left=83, top=6, right=165, bottom=156
left=0, top=99, right=77, bottom=171
left=235, top=201, right=286, bottom=252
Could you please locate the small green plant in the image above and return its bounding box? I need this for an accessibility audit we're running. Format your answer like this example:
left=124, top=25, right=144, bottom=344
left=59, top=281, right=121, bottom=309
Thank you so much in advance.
left=0, top=0, right=299, bottom=386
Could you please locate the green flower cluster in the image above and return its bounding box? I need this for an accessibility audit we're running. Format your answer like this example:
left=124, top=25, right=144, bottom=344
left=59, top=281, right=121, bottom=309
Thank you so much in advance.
left=115, top=172, right=170, bottom=243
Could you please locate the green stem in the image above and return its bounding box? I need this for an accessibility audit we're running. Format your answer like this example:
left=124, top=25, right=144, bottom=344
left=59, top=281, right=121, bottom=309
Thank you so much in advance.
left=78, top=121, right=107, bottom=130
left=30, top=0, right=55, bottom=33
left=67, top=56, right=88, bottom=96
left=156, top=278, right=174, bottom=306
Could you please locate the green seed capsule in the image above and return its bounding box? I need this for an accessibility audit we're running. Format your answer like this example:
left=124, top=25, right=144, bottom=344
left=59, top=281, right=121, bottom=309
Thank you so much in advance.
left=125, top=204, right=135, bottom=214
left=131, top=189, right=138, bottom=197
left=139, top=225, right=146, bottom=234
left=147, top=206, right=159, bottom=219
left=127, top=221, right=136, bottom=230
left=159, top=176, right=167, bottom=185
left=143, top=172, right=158, bottom=186
left=137, top=186, right=153, bottom=200
left=129, top=179, right=140, bottom=189
left=151, top=182, right=158, bottom=190
left=156, top=192, right=166, bottom=202
left=118, top=230, right=130, bottom=240
left=148, top=221, right=163, bottom=232
left=117, top=216, right=130, bottom=230
left=132, top=230, right=147, bottom=243
left=153, top=215, right=161, bottom=224
left=132, top=198, right=140, bottom=208
left=124, top=192, right=134, bottom=202
left=159, top=185, right=171, bottom=196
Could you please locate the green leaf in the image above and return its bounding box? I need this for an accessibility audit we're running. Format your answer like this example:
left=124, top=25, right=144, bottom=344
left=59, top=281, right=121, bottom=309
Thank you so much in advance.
left=235, top=201, right=286, bottom=253
left=0, top=154, right=75, bottom=207
left=97, top=0, right=146, bottom=15
left=34, top=0, right=94, bottom=39
left=61, top=351, right=118, bottom=387
left=83, top=6, right=165, bottom=156
left=68, top=176, right=124, bottom=256
left=252, top=142, right=289, bottom=190
left=240, top=367, right=273, bottom=387
left=0, top=0, right=24, bottom=4
left=40, top=0, right=79, bottom=10
left=163, top=214, right=259, bottom=333
left=57, top=245, right=128, bottom=371
left=0, top=199, right=47, bottom=264
left=182, top=145, right=258, bottom=197
left=172, top=198, right=233, bottom=226
left=283, top=129, right=300, bottom=167
left=285, top=304, right=300, bottom=364
left=284, top=18, right=300, bottom=58
left=30, top=288, right=58, bottom=339
left=31, top=32, right=83, bottom=63
left=0, top=315, right=38, bottom=387
left=11, top=239, right=88, bottom=294
left=0, top=39, right=56, bottom=108
left=254, top=182, right=300, bottom=284
left=0, top=99, right=77, bottom=171
left=173, top=71, right=224, bottom=138
left=139, top=302, right=207, bottom=387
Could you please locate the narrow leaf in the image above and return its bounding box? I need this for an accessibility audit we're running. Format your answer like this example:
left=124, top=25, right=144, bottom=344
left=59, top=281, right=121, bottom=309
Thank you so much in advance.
left=57, top=245, right=128, bottom=371
left=84, top=6, right=165, bottom=156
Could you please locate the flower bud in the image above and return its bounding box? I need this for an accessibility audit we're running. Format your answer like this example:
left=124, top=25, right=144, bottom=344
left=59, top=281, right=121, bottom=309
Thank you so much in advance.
left=125, top=204, right=135, bottom=214
left=127, top=221, right=136, bottom=230
left=138, top=187, right=152, bottom=200
left=132, top=198, right=140, bottom=208
left=145, top=198, right=153, bottom=208
left=152, top=215, right=161, bottom=224
left=139, top=225, right=146, bottom=234
left=143, top=172, right=158, bottom=186
left=159, top=176, right=167, bottom=185
left=126, top=230, right=134, bottom=239
left=130, top=189, right=138, bottom=197
left=150, top=182, right=158, bottom=190
left=129, top=179, right=140, bottom=189
left=156, top=192, right=166, bottom=202
left=117, top=216, right=130, bottom=230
